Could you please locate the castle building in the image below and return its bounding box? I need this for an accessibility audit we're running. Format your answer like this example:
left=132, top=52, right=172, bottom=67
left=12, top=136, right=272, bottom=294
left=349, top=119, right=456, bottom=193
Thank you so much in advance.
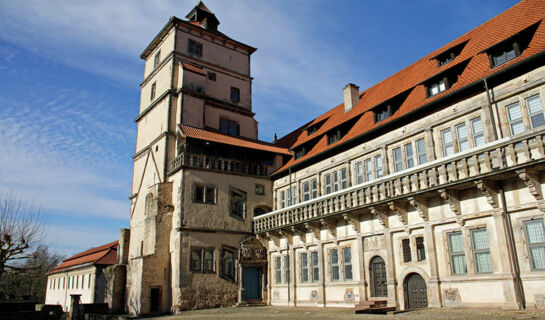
left=126, top=0, right=545, bottom=315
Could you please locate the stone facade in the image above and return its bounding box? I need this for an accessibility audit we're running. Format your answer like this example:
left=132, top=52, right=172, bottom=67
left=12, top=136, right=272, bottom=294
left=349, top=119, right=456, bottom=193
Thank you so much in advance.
left=124, top=0, right=545, bottom=316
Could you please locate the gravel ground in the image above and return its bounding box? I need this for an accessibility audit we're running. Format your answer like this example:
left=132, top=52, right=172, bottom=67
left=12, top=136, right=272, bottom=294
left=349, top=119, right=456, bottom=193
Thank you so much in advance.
left=142, top=306, right=545, bottom=320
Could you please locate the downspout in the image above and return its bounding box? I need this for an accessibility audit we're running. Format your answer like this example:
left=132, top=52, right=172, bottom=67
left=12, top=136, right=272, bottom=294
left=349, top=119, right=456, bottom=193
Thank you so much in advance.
left=499, top=184, right=525, bottom=309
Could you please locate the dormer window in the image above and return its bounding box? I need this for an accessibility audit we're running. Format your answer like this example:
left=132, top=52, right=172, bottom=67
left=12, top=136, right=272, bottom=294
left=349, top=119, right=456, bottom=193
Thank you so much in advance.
left=326, top=115, right=360, bottom=145
left=327, top=129, right=342, bottom=145
left=188, top=39, right=203, bottom=58
left=432, top=40, right=468, bottom=67
left=429, top=77, right=449, bottom=96
left=294, top=147, right=306, bottom=159
left=306, top=118, right=327, bottom=136
left=483, top=21, right=540, bottom=69
left=424, top=59, right=470, bottom=98
left=372, top=89, right=410, bottom=123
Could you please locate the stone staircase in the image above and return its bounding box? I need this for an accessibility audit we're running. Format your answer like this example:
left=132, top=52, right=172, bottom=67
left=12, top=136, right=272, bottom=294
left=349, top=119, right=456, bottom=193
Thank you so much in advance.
left=354, top=300, right=395, bottom=314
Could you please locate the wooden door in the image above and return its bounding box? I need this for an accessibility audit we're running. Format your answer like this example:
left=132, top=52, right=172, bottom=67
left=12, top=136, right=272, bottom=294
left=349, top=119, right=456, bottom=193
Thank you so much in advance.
left=406, top=273, right=428, bottom=309
left=370, top=256, right=387, bottom=297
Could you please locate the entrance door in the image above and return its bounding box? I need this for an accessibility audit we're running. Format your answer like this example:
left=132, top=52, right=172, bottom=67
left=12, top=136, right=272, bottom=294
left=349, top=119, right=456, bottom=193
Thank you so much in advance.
left=150, top=288, right=161, bottom=313
left=242, top=267, right=261, bottom=300
left=405, top=273, right=428, bottom=309
left=370, top=256, right=387, bottom=297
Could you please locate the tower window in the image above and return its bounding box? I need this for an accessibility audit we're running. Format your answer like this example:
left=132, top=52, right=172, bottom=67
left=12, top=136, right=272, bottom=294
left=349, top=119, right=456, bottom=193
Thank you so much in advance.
left=154, top=50, right=161, bottom=68
left=230, top=87, right=240, bottom=103
left=230, top=187, right=246, bottom=220
left=188, top=38, right=203, bottom=57
left=208, top=72, right=216, bottom=81
left=219, top=118, right=239, bottom=136
left=150, top=82, right=156, bottom=101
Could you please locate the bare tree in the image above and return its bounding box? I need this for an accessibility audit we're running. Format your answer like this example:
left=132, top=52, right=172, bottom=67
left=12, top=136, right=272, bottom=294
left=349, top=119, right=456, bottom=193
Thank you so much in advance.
left=0, top=192, right=46, bottom=281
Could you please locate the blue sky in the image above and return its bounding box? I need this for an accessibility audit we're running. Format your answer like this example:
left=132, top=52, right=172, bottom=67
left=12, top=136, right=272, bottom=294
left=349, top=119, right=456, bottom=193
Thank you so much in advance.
left=0, top=0, right=519, bottom=256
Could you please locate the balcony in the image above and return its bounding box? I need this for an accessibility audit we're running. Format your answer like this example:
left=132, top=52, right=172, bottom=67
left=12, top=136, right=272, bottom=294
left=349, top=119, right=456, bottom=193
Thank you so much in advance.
left=254, top=129, right=545, bottom=234
left=168, top=152, right=270, bottom=177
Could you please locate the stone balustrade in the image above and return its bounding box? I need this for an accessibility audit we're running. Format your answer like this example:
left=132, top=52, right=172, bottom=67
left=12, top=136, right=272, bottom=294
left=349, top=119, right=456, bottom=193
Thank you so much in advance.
left=168, top=152, right=269, bottom=176
left=254, top=129, right=545, bottom=234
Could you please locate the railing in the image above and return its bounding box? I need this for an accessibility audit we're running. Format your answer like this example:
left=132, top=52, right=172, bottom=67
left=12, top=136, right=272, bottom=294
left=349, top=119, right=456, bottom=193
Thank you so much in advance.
left=254, top=129, right=545, bottom=233
left=168, top=152, right=270, bottom=176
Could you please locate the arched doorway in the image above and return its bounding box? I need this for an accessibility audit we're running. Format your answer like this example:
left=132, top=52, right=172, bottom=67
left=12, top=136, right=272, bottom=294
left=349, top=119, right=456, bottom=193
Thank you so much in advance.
left=405, top=273, right=428, bottom=309
left=370, top=256, right=387, bottom=297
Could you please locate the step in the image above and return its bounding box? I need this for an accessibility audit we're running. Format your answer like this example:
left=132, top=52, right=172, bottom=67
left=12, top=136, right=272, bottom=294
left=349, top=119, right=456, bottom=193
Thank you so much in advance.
left=355, top=306, right=397, bottom=314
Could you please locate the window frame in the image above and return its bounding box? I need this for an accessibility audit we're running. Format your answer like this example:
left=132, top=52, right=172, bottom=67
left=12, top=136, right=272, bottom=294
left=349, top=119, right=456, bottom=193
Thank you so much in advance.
left=150, top=82, right=156, bottom=101
left=342, top=247, right=353, bottom=281
left=219, top=118, right=240, bottom=137
left=330, top=248, right=340, bottom=282
left=416, top=236, right=426, bottom=261
left=229, top=187, right=247, bottom=220
left=301, top=252, right=309, bottom=283
left=190, top=247, right=215, bottom=273
left=188, top=38, right=203, bottom=57
left=402, top=238, right=412, bottom=263
left=275, top=256, right=282, bottom=284
left=220, top=247, right=236, bottom=282
left=525, top=94, right=545, bottom=130
left=448, top=231, right=467, bottom=275
left=154, top=50, right=161, bottom=68
left=230, top=87, right=240, bottom=103
left=311, top=251, right=320, bottom=282
left=193, top=183, right=217, bottom=205
left=470, top=228, right=493, bottom=274
left=524, top=219, right=545, bottom=271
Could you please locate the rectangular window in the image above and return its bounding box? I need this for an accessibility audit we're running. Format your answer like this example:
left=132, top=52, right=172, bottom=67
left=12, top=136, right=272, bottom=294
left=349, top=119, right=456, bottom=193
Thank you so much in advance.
left=207, top=72, right=216, bottom=81
left=311, top=178, right=318, bottom=199
left=405, top=143, right=415, bottom=169
left=230, top=87, right=240, bottom=103
left=374, top=155, right=383, bottom=178
left=150, top=82, right=156, bottom=101
left=302, top=181, right=310, bottom=202
left=448, top=232, right=467, bottom=275
left=491, top=44, right=517, bottom=67
left=154, top=50, right=161, bottom=68
left=330, top=249, right=339, bottom=281
left=193, top=184, right=216, bottom=204
left=526, top=95, right=545, bottom=129
left=342, top=247, right=353, bottom=281
left=311, top=251, right=319, bottom=282
left=292, top=186, right=297, bottom=205
left=402, top=239, right=412, bottom=263
left=275, top=257, right=282, bottom=284
left=456, top=123, right=469, bottom=152
left=284, top=255, right=290, bottom=284
left=219, top=118, right=239, bottom=136
left=416, top=237, right=426, bottom=261
left=230, top=188, right=246, bottom=220
left=188, top=38, right=203, bottom=57
left=355, top=161, right=363, bottom=184
left=471, top=117, right=485, bottom=147
left=340, top=168, right=347, bottom=189
left=327, top=129, right=342, bottom=145
left=429, top=78, right=447, bottom=96
left=416, top=138, right=427, bottom=165
left=333, top=171, right=339, bottom=192
left=393, top=147, right=403, bottom=172
left=221, top=248, right=236, bottom=281
left=325, top=173, right=332, bottom=194
left=364, top=159, right=372, bottom=181
left=203, top=249, right=214, bottom=272
left=280, top=190, right=285, bottom=209
left=471, top=229, right=492, bottom=273
left=507, top=102, right=525, bottom=135
left=190, top=249, right=202, bottom=272
left=524, top=219, right=545, bottom=270
left=301, top=253, right=309, bottom=283
left=441, top=128, right=455, bottom=157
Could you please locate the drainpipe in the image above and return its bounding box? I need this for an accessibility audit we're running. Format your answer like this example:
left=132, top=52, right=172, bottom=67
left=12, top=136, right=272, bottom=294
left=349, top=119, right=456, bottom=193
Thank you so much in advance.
left=499, top=184, right=525, bottom=310
left=483, top=77, right=502, bottom=140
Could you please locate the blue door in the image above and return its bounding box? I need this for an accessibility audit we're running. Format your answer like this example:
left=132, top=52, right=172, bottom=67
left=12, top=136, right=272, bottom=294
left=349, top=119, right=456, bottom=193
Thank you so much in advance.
left=242, top=267, right=261, bottom=300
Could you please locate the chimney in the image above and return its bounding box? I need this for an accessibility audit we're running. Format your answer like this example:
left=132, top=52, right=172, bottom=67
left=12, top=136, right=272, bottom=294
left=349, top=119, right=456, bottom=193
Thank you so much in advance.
left=343, top=83, right=360, bottom=112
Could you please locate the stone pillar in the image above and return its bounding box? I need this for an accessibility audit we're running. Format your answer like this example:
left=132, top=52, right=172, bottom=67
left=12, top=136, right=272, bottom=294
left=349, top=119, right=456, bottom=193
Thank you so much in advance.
left=356, top=235, right=367, bottom=302
left=319, top=241, right=326, bottom=306
left=384, top=230, right=398, bottom=307
left=424, top=223, right=442, bottom=308
left=289, top=245, right=296, bottom=306
left=492, top=210, right=521, bottom=309
left=267, top=250, right=272, bottom=305
left=425, top=128, right=436, bottom=161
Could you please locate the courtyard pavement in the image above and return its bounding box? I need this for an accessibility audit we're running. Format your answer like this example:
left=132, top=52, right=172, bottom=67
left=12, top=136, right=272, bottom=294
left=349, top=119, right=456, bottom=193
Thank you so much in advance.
left=141, top=306, right=545, bottom=320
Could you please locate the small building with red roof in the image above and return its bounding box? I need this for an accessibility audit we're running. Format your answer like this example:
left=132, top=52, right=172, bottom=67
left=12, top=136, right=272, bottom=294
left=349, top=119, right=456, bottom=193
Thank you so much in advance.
left=45, top=241, right=118, bottom=311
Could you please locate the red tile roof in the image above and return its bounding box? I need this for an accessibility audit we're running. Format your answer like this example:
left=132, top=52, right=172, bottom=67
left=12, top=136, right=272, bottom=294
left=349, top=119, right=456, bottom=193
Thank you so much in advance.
left=182, top=61, right=206, bottom=76
left=181, top=124, right=291, bottom=155
left=47, top=241, right=118, bottom=275
left=274, top=0, right=545, bottom=174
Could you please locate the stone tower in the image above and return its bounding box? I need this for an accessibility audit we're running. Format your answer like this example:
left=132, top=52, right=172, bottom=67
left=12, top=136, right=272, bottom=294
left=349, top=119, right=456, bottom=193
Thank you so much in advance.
left=126, top=2, right=286, bottom=315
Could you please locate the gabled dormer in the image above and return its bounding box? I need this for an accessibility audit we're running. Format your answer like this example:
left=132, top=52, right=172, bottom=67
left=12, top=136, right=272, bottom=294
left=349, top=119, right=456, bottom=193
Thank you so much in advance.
left=186, top=1, right=220, bottom=32
left=481, top=21, right=541, bottom=69
left=423, top=59, right=470, bottom=98
left=372, top=89, right=411, bottom=123
left=431, top=40, right=468, bottom=67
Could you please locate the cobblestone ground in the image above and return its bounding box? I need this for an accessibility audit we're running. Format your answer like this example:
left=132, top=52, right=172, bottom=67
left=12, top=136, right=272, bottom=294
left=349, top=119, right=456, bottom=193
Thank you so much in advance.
left=143, top=306, right=545, bottom=320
